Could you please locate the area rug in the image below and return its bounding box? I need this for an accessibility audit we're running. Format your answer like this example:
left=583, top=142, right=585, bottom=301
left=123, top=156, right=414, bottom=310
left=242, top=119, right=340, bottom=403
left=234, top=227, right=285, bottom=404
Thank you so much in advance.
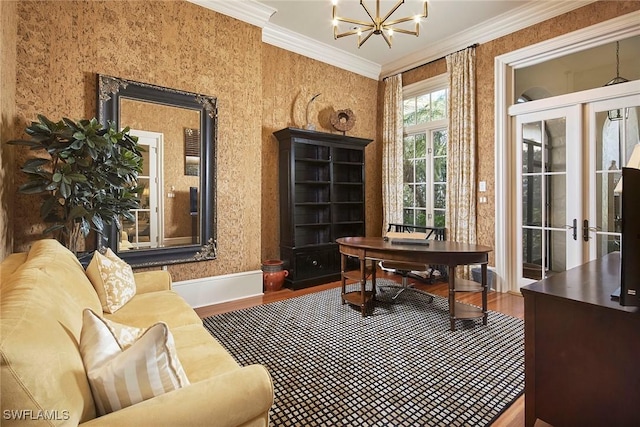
left=202, top=279, right=524, bottom=427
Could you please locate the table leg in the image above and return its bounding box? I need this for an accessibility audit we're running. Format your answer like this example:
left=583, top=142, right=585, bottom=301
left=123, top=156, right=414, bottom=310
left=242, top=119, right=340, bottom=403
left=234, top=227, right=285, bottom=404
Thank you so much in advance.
left=449, top=265, right=456, bottom=331
left=371, top=259, right=377, bottom=300
left=340, top=253, right=347, bottom=305
left=482, top=263, right=488, bottom=326
left=359, top=257, right=367, bottom=317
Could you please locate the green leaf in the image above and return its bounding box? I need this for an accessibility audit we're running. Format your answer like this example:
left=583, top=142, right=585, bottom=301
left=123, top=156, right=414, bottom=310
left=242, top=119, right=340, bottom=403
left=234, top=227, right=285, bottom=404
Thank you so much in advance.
left=18, top=181, right=48, bottom=194
left=68, top=205, right=88, bottom=219
left=65, top=173, right=87, bottom=182
left=60, top=181, right=71, bottom=198
left=40, top=196, right=58, bottom=219
left=42, top=224, right=65, bottom=235
left=52, top=172, right=62, bottom=182
left=91, top=215, right=104, bottom=232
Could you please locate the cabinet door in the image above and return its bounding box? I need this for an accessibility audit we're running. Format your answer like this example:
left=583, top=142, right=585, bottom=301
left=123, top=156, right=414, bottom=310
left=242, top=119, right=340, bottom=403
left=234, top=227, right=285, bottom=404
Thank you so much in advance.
left=294, top=248, right=337, bottom=280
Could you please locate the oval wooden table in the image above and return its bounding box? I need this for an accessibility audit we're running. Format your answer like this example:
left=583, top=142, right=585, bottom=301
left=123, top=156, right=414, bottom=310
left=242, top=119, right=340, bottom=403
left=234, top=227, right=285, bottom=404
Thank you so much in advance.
left=336, top=236, right=493, bottom=331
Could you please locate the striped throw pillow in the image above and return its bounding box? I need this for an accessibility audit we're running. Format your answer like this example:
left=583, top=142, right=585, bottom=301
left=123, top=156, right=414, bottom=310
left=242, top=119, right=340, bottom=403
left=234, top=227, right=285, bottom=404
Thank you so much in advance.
left=79, top=309, right=190, bottom=415
left=86, top=248, right=136, bottom=313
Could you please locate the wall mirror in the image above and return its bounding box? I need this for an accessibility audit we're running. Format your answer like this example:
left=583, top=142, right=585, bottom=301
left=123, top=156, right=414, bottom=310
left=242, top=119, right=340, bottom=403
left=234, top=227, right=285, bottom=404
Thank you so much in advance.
left=97, top=74, right=217, bottom=267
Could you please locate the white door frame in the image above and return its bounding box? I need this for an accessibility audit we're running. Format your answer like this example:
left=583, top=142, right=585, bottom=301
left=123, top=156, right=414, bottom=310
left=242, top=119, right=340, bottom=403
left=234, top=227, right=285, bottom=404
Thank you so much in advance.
left=130, top=129, right=164, bottom=248
left=494, top=11, right=640, bottom=293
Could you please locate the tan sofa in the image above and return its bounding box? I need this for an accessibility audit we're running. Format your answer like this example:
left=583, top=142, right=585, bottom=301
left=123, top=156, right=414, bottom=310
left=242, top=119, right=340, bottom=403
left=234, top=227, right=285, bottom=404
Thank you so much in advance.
left=1, top=239, right=273, bottom=426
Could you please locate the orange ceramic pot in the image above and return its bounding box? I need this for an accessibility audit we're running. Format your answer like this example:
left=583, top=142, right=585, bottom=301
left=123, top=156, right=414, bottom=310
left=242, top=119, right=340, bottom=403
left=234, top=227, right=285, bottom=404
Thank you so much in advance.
left=262, top=259, right=288, bottom=292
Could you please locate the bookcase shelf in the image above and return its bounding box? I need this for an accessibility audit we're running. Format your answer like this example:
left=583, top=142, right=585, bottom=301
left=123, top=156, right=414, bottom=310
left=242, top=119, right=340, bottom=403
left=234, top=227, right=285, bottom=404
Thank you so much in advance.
left=274, top=127, right=372, bottom=289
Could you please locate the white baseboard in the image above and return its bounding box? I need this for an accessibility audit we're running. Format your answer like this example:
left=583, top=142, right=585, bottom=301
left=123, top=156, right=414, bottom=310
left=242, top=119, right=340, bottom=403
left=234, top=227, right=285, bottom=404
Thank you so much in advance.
left=173, top=270, right=263, bottom=308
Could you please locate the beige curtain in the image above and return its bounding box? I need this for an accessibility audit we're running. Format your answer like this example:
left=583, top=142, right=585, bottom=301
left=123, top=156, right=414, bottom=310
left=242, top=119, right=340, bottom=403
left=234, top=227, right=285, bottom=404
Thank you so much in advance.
left=382, top=74, right=404, bottom=233
left=446, top=47, right=477, bottom=278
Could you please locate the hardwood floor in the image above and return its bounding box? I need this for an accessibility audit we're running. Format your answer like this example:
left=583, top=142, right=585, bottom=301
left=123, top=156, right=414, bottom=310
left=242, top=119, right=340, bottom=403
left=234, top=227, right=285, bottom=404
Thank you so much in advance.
left=195, top=269, right=537, bottom=427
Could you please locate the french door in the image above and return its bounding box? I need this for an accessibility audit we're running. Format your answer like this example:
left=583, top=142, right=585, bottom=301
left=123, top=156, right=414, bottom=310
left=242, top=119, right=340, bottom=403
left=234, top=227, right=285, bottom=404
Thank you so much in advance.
left=515, top=106, right=583, bottom=288
left=512, top=91, right=640, bottom=290
left=587, top=95, right=640, bottom=261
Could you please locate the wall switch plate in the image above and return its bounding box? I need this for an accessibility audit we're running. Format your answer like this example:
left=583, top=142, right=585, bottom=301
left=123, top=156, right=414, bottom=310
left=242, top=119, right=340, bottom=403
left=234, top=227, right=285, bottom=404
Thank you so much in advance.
left=479, top=181, right=487, bottom=192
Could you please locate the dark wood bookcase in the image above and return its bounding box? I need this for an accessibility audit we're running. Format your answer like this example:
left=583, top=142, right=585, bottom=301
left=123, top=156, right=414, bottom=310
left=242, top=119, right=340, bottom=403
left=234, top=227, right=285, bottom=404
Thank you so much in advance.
left=274, top=127, right=372, bottom=289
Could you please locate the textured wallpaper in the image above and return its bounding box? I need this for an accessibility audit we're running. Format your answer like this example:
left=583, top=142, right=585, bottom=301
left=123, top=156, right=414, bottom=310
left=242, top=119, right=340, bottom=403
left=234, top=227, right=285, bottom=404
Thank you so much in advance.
left=10, top=0, right=263, bottom=281
left=261, top=44, right=380, bottom=261
left=0, top=0, right=18, bottom=261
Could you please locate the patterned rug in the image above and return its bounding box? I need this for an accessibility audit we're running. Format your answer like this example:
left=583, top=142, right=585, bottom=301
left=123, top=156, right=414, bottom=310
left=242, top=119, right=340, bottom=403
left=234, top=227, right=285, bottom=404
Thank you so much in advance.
left=202, top=279, right=524, bottom=427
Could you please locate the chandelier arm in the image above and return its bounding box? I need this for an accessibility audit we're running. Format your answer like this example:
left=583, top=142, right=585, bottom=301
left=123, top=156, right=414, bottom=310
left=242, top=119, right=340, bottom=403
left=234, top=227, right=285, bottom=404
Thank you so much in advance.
left=358, top=30, right=375, bottom=47
left=381, top=0, right=406, bottom=23
left=380, top=30, right=392, bottom=48
left=385, top=15, right=418, bottom=26
left=388, top=27, right=418, bottom=36
left=334, top=16, right=371, bottom=27
left=359, top=1, right=376, bottom=25
left=336, top=27, right=372, bottom=39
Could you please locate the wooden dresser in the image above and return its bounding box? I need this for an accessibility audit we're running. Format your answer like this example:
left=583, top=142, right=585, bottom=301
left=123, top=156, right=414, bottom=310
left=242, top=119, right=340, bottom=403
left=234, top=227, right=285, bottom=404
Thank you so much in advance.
left=521, top=253, right=640, bottom=427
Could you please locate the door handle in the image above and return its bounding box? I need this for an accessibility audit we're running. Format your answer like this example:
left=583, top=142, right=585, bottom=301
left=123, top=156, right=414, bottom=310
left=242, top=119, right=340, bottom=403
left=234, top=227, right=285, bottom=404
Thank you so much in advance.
left=582, top=219, right=601, bottom=242
left=565, top=218, right=577, bottom=241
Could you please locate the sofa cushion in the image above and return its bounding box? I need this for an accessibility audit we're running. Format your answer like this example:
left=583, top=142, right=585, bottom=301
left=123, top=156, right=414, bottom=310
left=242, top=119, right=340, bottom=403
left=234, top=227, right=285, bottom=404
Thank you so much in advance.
left=170, top=323, right=241, bottom=383
left=105, top=290, right=202, bottom=329
left=80, top=309, right=190, bottom=415
left=86, top=248, right=136, bottom=313
left=1, top=239, right=102, bottom=425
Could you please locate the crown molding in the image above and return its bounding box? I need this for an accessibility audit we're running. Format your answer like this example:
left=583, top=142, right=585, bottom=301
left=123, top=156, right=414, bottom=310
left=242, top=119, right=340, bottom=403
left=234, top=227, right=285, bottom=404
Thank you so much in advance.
left=262, top=24, right=381, bottom=80
left=187, top=0, right=276, bottom=28
left=380, top=0, right=596, bottom=78
left=190, top=0, right=598, bottom=80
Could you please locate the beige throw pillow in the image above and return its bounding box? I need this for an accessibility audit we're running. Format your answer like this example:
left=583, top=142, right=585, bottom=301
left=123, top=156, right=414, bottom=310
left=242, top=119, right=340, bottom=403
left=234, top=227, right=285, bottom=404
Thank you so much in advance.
left=86, top=248, right=136, bottom=313
left=79, top=309, right=190, bottom=415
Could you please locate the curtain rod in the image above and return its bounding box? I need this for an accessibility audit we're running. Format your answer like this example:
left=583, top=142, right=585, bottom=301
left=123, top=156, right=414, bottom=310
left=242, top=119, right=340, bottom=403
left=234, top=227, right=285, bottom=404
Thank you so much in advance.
left=389, top=43, right=479, bottom=78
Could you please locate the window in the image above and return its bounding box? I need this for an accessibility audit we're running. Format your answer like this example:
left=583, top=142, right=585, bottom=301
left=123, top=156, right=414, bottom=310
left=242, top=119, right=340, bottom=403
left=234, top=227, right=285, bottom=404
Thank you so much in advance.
left=402, top=79, right=448, bottom=228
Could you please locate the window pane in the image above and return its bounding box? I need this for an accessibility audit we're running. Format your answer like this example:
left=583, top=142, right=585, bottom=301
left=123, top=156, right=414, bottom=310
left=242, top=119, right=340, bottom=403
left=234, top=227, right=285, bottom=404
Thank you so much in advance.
left=431, top=89, right=447, bottom=120
left=415, top=210, right=427, bottom=226
left=403, top=134, right=415, bottom=159
left=403, top=159, right=414, bottom=183
left=522, top=175, right=542, bottom=227
left=415, top=133, right=426, bottom=157
left=403, top=184, right=414, bottom=206
left=434, top=184, right=446, bottom=209
left=416, top=184, right=426, bottom=207
left=416, top=94, right=431, bottom=124
left=403, top=99, right=416, bottom=126
left=434, top=157, right=446, bottom=182
left=434, top=210, right=445, bottom=227
left=403, top=209, right=413, bottom=225
left=547, top=174, right=566, bottom=229
left=415, top=159, right=426, bottom=182
left=522, top=140, right=542, bottom=174
left=522, top=228, right=543, bottom=279
left=433, top=129, right=447, bottom=156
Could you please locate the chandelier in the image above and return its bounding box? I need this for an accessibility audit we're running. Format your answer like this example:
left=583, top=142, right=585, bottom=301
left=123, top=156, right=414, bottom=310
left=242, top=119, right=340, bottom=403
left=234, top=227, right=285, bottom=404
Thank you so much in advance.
left=332, top=0, right=428, bottom=48
left=604, top=41, right=629, bottom=121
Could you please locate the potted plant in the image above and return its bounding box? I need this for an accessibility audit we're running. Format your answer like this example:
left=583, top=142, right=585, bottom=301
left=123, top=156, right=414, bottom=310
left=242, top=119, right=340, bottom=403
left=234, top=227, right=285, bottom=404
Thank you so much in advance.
left=8, top=115, right=143, bottom=255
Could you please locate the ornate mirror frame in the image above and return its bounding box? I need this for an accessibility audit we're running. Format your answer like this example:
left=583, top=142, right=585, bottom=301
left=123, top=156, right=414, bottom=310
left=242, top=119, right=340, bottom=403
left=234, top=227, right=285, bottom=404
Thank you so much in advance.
left=97, top=74, right=217, bottom=267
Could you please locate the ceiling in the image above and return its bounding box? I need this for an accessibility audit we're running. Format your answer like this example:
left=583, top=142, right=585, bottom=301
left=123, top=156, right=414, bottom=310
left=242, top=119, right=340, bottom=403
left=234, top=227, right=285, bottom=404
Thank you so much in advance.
left=191, top=0, right=597, bottom=79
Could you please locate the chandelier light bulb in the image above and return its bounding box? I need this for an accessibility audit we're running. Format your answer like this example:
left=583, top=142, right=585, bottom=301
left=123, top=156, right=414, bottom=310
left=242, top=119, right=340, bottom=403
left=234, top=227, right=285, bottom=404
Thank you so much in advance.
left=414, top=15, right=421, bottom=23
left=332, top=0, right=338, bottom=5
left=387, top=28, right=394, bottom=36
left=357, top=28, right=362, bottom=36
left=332, top=18, right=338, bottom=27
